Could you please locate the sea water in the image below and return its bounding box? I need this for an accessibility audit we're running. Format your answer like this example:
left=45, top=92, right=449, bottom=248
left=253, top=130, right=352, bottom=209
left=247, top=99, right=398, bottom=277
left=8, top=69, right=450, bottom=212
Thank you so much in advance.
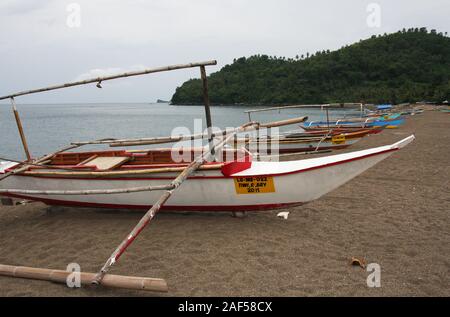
left=0, top=103, right=360, bottom=161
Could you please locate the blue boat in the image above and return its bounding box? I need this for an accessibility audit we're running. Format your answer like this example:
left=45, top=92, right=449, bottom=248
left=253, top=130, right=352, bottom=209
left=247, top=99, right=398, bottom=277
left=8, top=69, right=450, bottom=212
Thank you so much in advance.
left=303, top=118, right=405, bottom=128
left=377, top=104, right=393, bottom=111
left=369, top=118, right=405, bottom=128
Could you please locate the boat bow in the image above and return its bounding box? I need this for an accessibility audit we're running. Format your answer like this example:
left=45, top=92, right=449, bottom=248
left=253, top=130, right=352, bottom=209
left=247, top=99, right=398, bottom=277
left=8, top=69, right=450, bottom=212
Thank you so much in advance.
left=231, top=135, right=415, bottom=177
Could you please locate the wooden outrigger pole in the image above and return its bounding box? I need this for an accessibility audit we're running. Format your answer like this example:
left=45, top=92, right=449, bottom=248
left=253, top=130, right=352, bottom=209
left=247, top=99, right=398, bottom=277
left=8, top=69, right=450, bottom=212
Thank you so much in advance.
left=10, top=98, right=31, bottom=161
left=0, top=61, right=217, bottom=101
left=200, top=65, right=215, bottom=156
left=0, top=144, right=81, bottom=182
left=244, top=103, right=364, bottom=121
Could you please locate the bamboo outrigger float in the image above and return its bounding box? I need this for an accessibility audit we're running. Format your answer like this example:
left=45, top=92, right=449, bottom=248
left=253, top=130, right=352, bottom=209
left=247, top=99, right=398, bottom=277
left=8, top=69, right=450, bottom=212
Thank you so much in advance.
left=0, top=264, right=168, bottom=292
left=0, top=60, right=415, bottom=293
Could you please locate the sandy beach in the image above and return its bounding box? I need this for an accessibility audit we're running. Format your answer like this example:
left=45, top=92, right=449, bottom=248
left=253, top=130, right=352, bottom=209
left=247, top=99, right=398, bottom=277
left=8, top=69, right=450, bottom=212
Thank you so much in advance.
left=0, top=110, right=448, bottom=296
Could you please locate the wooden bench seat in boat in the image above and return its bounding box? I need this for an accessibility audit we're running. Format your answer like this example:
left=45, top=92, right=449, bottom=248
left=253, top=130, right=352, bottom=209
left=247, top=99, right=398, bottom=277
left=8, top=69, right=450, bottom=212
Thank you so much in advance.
left=76, top=156, right=131, bottom=171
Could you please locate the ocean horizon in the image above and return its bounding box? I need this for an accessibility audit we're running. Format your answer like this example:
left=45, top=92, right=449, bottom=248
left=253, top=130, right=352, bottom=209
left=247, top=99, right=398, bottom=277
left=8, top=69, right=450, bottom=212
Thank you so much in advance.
left=1, top=102, right=360, bottom=160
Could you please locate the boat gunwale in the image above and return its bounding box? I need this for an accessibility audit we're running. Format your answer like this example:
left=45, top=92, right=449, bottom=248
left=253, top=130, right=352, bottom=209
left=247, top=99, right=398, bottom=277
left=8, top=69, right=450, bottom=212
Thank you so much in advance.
left=9, top=147, right=399, bottom=180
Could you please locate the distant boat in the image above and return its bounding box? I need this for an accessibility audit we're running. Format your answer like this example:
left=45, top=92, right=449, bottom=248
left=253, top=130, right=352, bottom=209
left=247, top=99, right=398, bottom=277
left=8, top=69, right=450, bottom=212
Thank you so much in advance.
left=302, top=117, right=405, bottom=129
left=156, top=99, right=169, bottom=103
left=231, top=129, right=372, bottom=154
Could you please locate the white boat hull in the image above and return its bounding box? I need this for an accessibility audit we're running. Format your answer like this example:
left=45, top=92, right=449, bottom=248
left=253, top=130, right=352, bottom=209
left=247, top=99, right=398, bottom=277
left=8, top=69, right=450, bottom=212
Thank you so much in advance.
left=0, top=136, right=415, bottom=211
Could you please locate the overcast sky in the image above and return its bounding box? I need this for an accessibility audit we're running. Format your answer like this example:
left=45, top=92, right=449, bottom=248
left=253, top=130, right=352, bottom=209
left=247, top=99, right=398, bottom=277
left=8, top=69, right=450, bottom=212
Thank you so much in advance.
left=0, top=0, right=448, bottom=103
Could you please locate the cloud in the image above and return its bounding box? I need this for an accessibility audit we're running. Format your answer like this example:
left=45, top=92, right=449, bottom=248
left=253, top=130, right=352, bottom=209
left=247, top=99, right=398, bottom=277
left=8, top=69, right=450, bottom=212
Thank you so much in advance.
left=0, top=0, right=52, bottom=15
left=74, top=64, right=148, bottom=81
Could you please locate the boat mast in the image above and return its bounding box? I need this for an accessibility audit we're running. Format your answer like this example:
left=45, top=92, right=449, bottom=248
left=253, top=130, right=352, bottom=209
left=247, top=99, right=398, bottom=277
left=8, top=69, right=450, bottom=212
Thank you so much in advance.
left=199, top=65, right=214, bottom=156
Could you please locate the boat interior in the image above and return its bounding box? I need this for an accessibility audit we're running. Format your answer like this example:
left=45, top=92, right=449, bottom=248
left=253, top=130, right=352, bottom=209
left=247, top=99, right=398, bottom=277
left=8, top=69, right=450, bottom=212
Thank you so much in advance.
left=23, top=148, right=250, bottom=172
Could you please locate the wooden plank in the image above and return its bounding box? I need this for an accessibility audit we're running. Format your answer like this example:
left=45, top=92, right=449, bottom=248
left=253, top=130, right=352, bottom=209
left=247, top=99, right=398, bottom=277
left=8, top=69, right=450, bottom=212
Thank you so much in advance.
left=76, top=154, right=98, bottom=166
left=79, top=156, right=130, bottom=171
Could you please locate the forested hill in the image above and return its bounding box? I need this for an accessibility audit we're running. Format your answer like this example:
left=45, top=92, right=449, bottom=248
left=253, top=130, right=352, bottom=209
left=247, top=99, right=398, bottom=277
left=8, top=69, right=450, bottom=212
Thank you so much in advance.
left=171, top=29, right=450, bottom=105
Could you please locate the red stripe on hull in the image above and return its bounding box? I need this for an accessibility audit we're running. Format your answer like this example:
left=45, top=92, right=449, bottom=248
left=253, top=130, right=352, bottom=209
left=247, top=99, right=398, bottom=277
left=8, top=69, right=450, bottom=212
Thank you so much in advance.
left=2, top=193, right=305, bottom=212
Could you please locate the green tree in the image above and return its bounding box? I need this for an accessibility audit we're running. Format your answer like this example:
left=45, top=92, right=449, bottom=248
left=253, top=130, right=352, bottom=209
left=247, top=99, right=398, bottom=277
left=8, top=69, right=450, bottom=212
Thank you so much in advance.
left=171, top=30, right=450, bottom=105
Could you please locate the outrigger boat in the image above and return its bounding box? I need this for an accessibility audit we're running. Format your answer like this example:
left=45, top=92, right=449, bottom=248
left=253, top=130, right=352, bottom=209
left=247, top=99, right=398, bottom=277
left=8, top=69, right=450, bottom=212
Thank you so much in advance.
left=1, top=134, right=414, bottom=210
left=230, top=130, right=366, bottom=154
left=299, top=126, right=385, bottom=135
left=0, top=60, right=415, bottom=292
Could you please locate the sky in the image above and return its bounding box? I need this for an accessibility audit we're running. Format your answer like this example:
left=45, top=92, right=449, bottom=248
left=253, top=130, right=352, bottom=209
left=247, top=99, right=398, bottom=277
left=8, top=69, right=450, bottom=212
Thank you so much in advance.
left=0, top=0, right=448, bottom=103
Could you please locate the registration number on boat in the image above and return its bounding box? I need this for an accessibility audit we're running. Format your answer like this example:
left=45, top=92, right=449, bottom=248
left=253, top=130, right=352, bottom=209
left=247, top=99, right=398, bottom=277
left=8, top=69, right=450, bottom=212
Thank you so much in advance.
left=234, top=176, right=275, bottom=194
left=331, top=135, right=346, bottom=144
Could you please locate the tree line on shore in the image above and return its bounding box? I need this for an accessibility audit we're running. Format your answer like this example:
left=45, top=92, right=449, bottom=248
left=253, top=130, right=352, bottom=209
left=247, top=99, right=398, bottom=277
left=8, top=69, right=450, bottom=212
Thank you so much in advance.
left=171, top=28, right=450, bottom=105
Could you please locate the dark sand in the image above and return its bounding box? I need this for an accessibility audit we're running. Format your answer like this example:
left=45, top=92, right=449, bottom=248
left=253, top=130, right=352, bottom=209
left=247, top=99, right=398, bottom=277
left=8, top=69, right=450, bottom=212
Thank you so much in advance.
left=0, top=111, right=448, bottom=296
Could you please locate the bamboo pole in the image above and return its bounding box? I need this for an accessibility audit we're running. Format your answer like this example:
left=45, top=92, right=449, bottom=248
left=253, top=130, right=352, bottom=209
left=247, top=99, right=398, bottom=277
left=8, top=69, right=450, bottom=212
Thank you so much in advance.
left=11, top=98, right=31, bottom=161
left=0, top=61, right=217, bottom=101
left=92, top=123, right=254, bottom=285
left=200, top=65, right=214, bottom=156
left=0, top=144, right=81, bottom=182
left=0, top=157, right=79, bottom=171
left=0, top=264, right=168, bottom=292
left=243, top=103, right=364, bottom=114
left=0, top=183, right=175, bottom=196
left=22, top=163, right=224, bottom=177
left=326, top=107, right=330, bottom=128
left=258, top=116, right=308, bottom=128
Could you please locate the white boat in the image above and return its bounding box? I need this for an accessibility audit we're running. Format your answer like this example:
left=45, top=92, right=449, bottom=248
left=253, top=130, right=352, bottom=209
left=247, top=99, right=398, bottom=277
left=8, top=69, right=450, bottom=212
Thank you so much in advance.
left=0, top=135, right=415, bottom=212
